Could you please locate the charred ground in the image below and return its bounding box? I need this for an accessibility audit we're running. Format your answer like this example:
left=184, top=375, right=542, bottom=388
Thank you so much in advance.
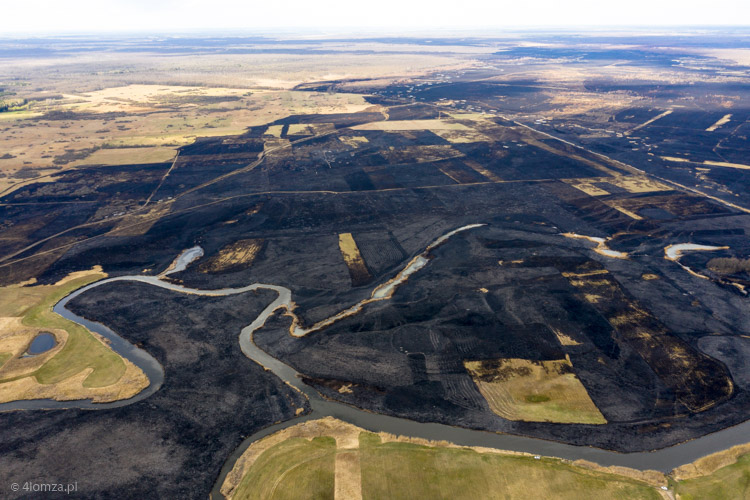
left=0, top=284, right=306, bottom=499
left=1, top=31, right=750, bottom=498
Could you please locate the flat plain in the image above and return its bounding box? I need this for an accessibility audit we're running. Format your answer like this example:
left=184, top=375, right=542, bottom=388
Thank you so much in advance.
left=1, top=30, right=750, bottom=498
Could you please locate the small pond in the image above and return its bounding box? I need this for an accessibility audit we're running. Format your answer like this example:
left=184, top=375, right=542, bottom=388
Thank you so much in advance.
left=27, top=332, right=56, bottom=355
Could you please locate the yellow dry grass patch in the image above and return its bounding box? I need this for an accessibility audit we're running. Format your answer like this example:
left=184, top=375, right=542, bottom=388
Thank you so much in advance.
left=61, top=84, right=249, bottom=114
left=0, top=268, right=149, bottom=403
left=76, top=146, right=177, bottom=166
left=569, top=182, right=610, bottom=196
left=607, top=203, right=643, bottom=220
left=672, top=443, right=750, bottom=481
left=265, top=124, right=283, bottom=137
left=566, top=175, right=668, bottom=197
left=338, top=136, right=369, bottom=148
left=241, top=53, right=471, bottom=89
left=431, top=128, right=491, bottom=143
left=446, top=112, right=494, bottom=121
left=338, top=233, right=371, bottom=285
left=464, top=357, right=606, bottom=424
left=585, top=293, right=605, bottom=303
left=0, top=86, right=370, bottom=194
left=0, top=111, right=43, bottom=121
left=703, top=160, right=750, bottom=170
left=0, top=318, right=38, bottom=349
left=552, top=327, right=583, bottom=346
left=604, top=201, right=644, bottom=220
left=104, top=131, right=224, bottom=148
left=335, top=449, right=363, bottom=500
left=660, top=156, right=691, bottom=163
left=352, top=119, right=471, bottom=131
left=0, top=318, right=69, bottom=380
left=661, top=156, right=750, bottom=171
left=287, top=123, right=336, bottom=136
left=0, top=362, right=146, bottom=404
left=199, top=239, right=264, bottom=273
left=606, top=176, right=670, bottom=193
left=338, top=233, right=365, bottom=267
left=543, top=91, right=637, bottom=118
left=287, top=123, right=314, bottom=135
left=572, top=460, right=667, bottom=488
left=642, top=274, right=660, bottom=281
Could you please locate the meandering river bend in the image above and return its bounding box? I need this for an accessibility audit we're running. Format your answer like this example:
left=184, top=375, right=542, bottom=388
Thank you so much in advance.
left=2, top=225, right=750, bottom=494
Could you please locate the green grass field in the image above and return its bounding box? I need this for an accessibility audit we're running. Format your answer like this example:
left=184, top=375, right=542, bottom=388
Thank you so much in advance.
left=0, top=274, right=126, bottom=387
left=0, top=352, right=11, bottom=369
left=674, top=452, right=750, bottom=499
left=227, top=426, right=664, bottom=500
left=358, top=433, right=658, bottom=500
left=226, top=417, right=750, bottom=500
left=232, top=436, right=336, bottom=500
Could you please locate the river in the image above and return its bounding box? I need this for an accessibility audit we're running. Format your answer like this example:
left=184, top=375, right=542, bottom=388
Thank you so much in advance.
left=2, top=225, right=750, bottom=493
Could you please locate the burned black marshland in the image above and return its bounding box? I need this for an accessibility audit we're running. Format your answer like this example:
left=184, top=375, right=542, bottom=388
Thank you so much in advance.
left=0, top=30, right=750, bottom=498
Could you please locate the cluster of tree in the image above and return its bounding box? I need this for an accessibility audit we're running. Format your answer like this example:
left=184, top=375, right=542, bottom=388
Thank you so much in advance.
left=707, top=257, right=750, bottom=275
left=0, top=98, right=28, bottom=113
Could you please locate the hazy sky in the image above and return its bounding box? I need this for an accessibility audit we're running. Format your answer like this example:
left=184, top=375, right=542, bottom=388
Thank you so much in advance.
left=5, top=0, right=750, bottom=34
